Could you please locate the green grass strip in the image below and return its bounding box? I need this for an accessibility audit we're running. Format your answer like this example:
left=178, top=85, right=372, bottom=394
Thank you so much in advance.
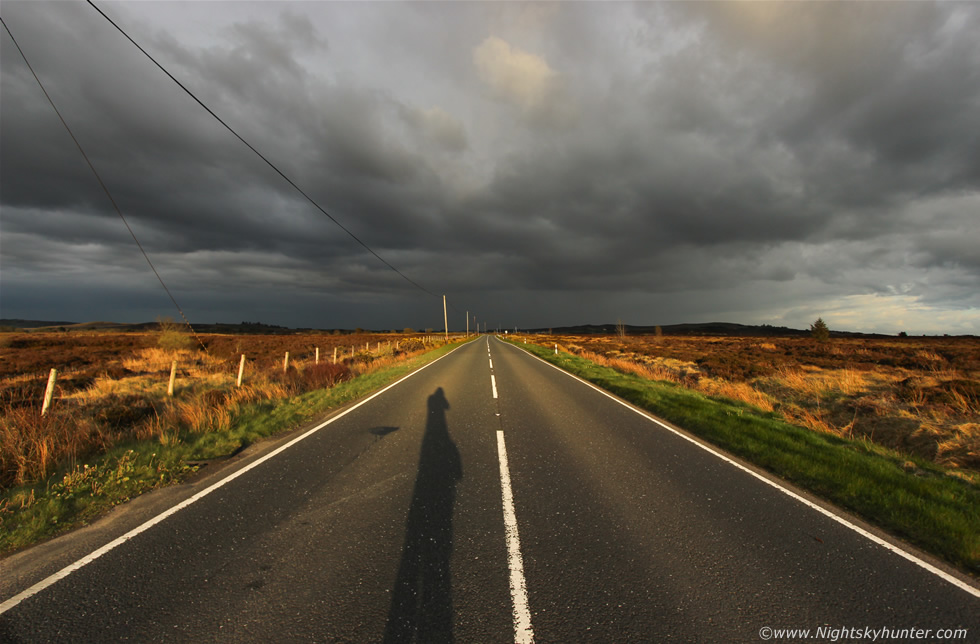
left=509, top=340, right=980, bottom=573
left=0, top=340, right=468, bottom=554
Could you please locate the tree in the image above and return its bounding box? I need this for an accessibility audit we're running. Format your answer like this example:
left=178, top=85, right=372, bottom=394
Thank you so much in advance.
left=810, top=317, right=830, bottom=342
left=616, top=319, right=627, bottom=341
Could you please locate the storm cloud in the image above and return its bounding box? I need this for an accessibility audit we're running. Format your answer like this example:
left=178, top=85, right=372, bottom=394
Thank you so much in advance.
left=2, top=1, right=978, bottom=333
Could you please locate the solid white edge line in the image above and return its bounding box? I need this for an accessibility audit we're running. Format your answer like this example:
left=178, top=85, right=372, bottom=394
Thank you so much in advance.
left=491, top=374, right=498, bottom=399
left=501, top=339, right=980, bottom=600
left=0, top=342, right=470, bottom=615
left=497, top=430, right=534, bottom=644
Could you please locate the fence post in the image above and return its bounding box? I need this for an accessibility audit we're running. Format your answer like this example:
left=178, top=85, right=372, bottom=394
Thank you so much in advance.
left=315, top=347, right=320, bottom=365
left=41, top=368, right=57, bottom=415
left=283, top=351, right=290, bottom=373
left=168, top=361, right=177, bottom=396
left=333, top=347, right=338, bottom=365
left=237, top=354, right=246, bottom=387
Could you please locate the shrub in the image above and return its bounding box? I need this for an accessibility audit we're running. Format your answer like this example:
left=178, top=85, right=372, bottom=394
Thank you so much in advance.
left=301, top=363, right=351, bottom=390
left=156, top=316, right=194, bottom=352
left=810, top=317, right=830, bottom=342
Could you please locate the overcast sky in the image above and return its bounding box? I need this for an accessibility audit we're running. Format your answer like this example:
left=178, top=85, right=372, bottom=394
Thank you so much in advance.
left=2, top=1, right=978, bottom=334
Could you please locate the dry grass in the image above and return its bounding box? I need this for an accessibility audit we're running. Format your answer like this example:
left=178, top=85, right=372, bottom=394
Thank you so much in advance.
left=0, top=332, right=445, bottom=490
left=697, top=377, right=777, bottom=413
left=527, top=334, right=980, bottom=475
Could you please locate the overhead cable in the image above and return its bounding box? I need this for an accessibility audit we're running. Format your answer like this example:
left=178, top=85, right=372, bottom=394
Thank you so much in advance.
left=1, top=15, right=207, bottom=351
left=86, top=0, right=441, bottom=302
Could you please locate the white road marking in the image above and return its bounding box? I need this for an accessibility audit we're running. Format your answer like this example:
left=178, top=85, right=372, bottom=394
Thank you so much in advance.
left=0, top=345, right=468, bottom=615
left=491, top=374, right=498, bottom=399
left=497, top=430, right=534, bottom=644
left=503, top=338, right=980, bottom=600
left=490, top=358, right=494, bottom=369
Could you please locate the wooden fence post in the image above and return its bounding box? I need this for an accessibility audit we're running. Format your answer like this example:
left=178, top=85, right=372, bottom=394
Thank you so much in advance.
left=315, top=347, right=319, bottom=365
left=168, top=361, right=177, bottom=396
left=41, top=368, right=57, bottom=415
left=333, top=347, right=338, bottom=365
left=237, top=354, right=246, bottom=387
left=283, top=352, right=290, bottom=373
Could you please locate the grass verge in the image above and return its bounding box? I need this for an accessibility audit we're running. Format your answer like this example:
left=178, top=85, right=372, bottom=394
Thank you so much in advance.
left=0, top=340, right=467, bottom=555
left=509, top=340, right=980, bottom=574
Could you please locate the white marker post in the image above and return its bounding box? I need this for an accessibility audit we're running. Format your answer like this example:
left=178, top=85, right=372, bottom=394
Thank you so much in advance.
left=41, top=368, right=57, bottom=416
left=283, top=352, right=290, bottom=373
left=315, top=347, right=319, bottom=365
left=333, top=347, right=338, bottom=365
left=168, top=361, right=177, bottom=397
left=237, top=354, right=246, bottom=387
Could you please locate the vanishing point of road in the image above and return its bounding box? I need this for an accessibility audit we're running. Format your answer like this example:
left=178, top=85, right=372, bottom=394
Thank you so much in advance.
left=1, top=336, right=977, bottom=642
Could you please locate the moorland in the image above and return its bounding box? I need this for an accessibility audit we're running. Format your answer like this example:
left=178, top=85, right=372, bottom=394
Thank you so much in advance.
left=525, top=331, right=979, bottom=477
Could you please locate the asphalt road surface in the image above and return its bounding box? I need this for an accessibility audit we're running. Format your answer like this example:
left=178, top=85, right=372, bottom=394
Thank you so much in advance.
left=1, top=336, right=977, bottom=642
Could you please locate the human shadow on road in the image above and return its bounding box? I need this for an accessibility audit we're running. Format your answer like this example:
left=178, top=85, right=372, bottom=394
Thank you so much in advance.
left=383, top=387, right=462, bottom=644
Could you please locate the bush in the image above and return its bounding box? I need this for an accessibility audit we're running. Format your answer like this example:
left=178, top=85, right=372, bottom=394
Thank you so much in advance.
left=156, top=317, right=194, bottom=352
left=810, top=317, right=830, bottom=342
left=302, top=363, right=351, bottom=390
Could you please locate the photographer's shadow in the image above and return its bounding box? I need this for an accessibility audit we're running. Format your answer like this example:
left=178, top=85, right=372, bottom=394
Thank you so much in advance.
left=383, top=387, right=462, bottom=643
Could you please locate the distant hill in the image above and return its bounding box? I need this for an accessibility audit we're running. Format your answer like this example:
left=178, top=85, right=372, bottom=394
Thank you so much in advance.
left=0, top=319, right=77, bottom=329
left=522, top=322, right=891, bottom=338
left=0, top=319, right=372, bottom=335
left=3, top=319, right=905, bottom=338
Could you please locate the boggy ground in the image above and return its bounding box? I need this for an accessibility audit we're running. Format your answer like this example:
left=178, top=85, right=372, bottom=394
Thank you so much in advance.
left=530, top=334, right=980, bottom=475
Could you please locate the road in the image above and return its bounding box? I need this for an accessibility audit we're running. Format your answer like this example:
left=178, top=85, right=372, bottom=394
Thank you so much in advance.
left=1, top=336, right=977, bottom=642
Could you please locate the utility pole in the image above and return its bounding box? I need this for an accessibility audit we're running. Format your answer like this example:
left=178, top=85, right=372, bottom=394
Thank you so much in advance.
left=443, top=295, right=449, bottom=343
left=466, top=310, right=469, bottom=337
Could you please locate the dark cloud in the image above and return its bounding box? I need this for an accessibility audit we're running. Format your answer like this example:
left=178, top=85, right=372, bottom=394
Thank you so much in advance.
left=1, top=1, right=977, bottom=334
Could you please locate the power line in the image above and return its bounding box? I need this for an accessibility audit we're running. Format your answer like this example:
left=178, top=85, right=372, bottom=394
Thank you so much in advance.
left=0, top=15, right=208, bottom=352
left=85, top=0, right=441, bottom=302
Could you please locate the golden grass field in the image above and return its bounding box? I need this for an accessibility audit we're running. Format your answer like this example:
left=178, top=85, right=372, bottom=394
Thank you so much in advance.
left=524, top=333, right=979, bottom=476
left=0, top=330, right=446, bottom=490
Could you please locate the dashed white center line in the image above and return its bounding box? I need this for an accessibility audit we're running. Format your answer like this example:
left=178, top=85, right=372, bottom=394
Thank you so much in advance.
left=491, top=374, right=498, bottom=399
left=496, top=430, right=534, bottom=644
left=489, top=358, right=494, bottom=369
